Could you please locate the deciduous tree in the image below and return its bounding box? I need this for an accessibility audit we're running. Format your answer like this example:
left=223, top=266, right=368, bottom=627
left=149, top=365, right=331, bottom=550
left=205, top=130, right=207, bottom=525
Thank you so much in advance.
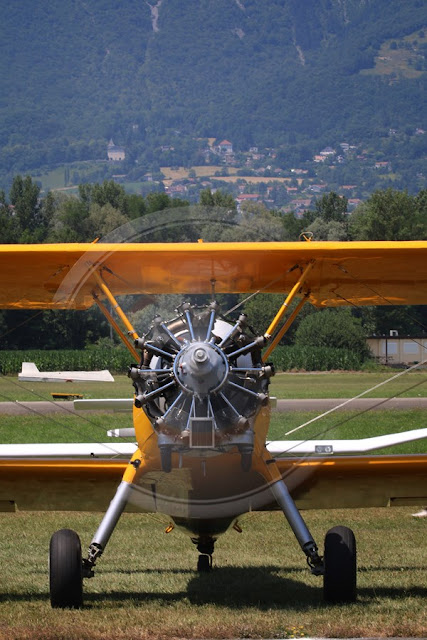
left=349, top=188, right=426, bottom=240
left=294, top=308, right=371, bottom=358
left=9, top=175, right=41, bottom=241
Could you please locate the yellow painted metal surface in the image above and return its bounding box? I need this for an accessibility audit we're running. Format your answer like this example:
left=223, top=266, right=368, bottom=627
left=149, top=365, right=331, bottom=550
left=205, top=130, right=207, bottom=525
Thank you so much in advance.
left=275, top=454, right=427, bottom=509
left=0, top=459, right=127, bottom=511
left=1, top=241, right=427, bottom=309
left=264, top=260, right=315, bottom=337
left=0, top=455, right=425, bottom=512
left=1, top=241, right=427, bottom=524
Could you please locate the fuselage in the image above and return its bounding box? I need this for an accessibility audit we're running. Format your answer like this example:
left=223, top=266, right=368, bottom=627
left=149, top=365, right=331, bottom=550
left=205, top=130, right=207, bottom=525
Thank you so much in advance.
left=130, top=401, right=274, bottom=537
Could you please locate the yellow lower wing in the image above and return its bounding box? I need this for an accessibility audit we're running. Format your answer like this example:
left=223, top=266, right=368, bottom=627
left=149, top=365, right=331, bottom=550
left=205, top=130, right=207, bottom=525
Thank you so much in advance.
left=0, top=455, right=425, bottom=512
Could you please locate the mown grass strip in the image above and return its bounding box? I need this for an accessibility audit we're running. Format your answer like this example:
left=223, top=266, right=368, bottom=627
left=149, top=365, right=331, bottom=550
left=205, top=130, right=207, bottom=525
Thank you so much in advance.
left=0, top=409, right=425, bottom=455
left=2, top=371, right=427, bottom=403
left=0, top=508, right=425, bottom=639
left=269, top=409, right=427, bottom=455
left=0, top=413, right=134, bottom=444
left=0, top=374, right=133, bottom=402
left=270, top=370, right=427, bottom=399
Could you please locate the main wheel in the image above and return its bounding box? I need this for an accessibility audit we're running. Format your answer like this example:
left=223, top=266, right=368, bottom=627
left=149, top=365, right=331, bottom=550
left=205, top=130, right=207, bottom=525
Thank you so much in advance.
left=323, top=525, right=357, bottom=603
left=49, top=528, right=83, bottom=608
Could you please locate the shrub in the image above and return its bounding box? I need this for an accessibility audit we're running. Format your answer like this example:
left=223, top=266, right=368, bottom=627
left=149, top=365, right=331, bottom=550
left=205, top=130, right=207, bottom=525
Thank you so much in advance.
left=293, top=308, right=371, bottom=360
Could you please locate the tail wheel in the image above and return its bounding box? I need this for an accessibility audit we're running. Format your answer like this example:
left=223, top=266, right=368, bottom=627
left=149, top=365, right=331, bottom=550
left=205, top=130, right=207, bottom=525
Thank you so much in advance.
left=49, top=528, right=83, bottom=608
left=240, top=452, right=252, bottom=472
left=160, top=446, right=172, bottom=473
left=197, top=554, right=211, bottom=572
left=323, top=525, right=357, bottom=603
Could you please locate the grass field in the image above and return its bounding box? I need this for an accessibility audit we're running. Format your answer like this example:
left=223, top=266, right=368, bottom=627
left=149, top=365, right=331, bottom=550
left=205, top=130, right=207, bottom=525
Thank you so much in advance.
left=360, top=29, right=426, bottom=80
left=0, top=374, right=133, bottom=402
left=211, top=176, right=291, bottom=184
left=1, top=370, right=427, bottom=454
left=0, top=408, right=426, bottom=457
left=161, top=166, right=239, bottom=181
left=159, top=166, right=294, bottom=186
left=0, top=371, right=426, bottom=638
left=32, top=163, right=102, bottom=193
left=0, top=509, right=425, bottom=639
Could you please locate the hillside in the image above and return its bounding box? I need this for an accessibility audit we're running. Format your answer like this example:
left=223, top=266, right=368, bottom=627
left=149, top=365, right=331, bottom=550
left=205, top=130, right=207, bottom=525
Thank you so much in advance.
left=0, top=0, right=425, bottom=180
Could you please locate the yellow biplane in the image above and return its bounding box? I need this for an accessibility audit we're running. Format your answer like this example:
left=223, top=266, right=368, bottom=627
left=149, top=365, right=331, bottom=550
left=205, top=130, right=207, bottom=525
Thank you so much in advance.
left=0, top=239, right=426, bottom=608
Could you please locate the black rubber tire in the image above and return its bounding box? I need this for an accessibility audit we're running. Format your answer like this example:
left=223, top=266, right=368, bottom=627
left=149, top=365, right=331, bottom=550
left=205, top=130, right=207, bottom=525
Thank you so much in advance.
left=49, top=528, right=83, bottom=608
left=197, top=554, right=211, bottom=572
left=323, top=525, right=357, bottom=604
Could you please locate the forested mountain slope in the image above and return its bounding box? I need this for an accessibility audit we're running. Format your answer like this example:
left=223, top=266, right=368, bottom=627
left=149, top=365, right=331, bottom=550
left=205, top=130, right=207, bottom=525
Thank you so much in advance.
left=0, top=0, right=425, bottom=175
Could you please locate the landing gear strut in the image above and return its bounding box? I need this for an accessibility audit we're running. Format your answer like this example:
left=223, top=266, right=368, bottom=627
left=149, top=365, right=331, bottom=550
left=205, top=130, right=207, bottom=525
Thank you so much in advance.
left=269, top=477, right=323, bottom=574
left=269, top=471, right=357, bottom=602
left=49, top=480, right=133, bottom=608
left=197, top=554, right=212, bottom=572
left=159, top=445, right=172, bottom=473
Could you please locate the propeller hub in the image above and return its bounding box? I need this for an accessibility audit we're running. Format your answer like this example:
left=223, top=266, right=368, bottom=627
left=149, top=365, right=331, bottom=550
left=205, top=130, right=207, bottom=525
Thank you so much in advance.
left=193, top=347, right=208, bottom=363
left=174, top=341, right=228, bottom=395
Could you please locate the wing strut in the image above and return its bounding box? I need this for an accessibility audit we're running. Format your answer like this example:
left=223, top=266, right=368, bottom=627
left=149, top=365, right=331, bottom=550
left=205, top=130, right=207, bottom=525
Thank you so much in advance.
left=93, top=293, right=139, bottom=360
left=92, top=270, right=140, bottom=359
left=263, top=293, right=309, bottom=362
left=264, top=260, right=315, bottom=340
left=93, top=270, right=139, bottom=340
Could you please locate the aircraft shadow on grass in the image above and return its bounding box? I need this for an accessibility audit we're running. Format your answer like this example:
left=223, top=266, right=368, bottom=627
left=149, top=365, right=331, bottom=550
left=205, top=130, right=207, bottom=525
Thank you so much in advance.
left=83, top=580, right=427, bottom=611
left=0, top=567, right=313, bottom=608
left=85, top=566, right=319, bottom=610
left=1, top=563, right=426, bottom=609
left=29, top=563, right=424, bottom=576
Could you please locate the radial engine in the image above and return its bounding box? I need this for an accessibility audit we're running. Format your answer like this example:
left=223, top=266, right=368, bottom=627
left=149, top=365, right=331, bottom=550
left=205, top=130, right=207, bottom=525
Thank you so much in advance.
left=129, top=302, right=274, bottom=472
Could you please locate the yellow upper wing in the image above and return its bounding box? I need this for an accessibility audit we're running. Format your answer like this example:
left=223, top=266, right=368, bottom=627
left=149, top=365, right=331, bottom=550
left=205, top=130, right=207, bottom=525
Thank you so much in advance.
left=1, top=241, right=427, bottom=309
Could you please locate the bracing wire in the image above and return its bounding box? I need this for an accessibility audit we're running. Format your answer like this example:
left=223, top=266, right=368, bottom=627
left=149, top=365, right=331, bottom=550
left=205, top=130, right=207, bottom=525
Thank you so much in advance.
left=269, top=375, right=427, bottom=458
left=281, top=356, right=427, bottom=439
left=260, top=258, right=427, bottom=446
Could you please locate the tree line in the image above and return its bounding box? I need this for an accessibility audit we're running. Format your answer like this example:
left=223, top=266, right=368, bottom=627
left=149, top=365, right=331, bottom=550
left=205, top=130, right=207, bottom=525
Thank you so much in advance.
left=2, top=176, right=426, bottom=244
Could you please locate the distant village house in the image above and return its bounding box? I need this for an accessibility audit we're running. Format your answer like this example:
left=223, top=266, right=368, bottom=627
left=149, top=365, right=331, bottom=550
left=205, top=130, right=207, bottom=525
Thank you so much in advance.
left=217, top=140, right=233, bottom=154
left=320, top=147, right=336, bottom=156
left=107, top=139, right=126, bottom=161
left=374, top=161, right=390, bottom=170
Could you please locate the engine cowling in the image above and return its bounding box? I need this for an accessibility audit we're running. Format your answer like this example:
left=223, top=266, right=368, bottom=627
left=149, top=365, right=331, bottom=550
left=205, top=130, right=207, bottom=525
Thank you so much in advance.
left=129, top=301, right=274, bottom=472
